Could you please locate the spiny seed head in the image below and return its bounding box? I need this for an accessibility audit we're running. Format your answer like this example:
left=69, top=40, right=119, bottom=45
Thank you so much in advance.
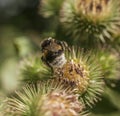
left=4, top=80, right=85, bottom=116
left=75, top=0, right=111, bottom=21
left=55, top=60, right=89, bottom=93
left=60, top=0, right=120, bottom=42
left=40, top=91, right=83, bottom=116
left=55, top=47, right=104, bottom=107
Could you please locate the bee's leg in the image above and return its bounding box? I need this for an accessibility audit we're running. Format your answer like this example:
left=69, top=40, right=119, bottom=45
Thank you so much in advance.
left=41, top=56, right=45, bottom=62
left=41, top=56, right=48, bottom=66
left=41, top=56, right=53, bottom=69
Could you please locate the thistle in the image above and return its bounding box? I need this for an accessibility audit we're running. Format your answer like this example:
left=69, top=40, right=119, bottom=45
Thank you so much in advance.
left=20, top=54, right=52, bottom=83
left=4, top=80, right=86, bottom=116
left=60, top=0, right=120, bottom=43
left=54, top=47, right=104, bottom=107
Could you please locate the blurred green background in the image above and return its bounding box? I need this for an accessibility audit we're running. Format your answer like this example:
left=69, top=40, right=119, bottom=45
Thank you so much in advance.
left=0, top=0, right=41, bottom=94
left=0, top=0, right=120, bottom=116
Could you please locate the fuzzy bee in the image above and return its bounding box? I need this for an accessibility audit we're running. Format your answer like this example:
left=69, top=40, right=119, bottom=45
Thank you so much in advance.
left=40, top=37, right=68, bottom=69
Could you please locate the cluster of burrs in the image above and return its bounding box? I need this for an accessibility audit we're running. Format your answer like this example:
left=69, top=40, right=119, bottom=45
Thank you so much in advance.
left=40, top=37, right=104, bottom=107
left=2, top=38, right=104, bottom=116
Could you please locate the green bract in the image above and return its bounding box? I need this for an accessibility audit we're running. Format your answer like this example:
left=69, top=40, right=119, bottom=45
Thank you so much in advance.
left=20, top=55, right=52, bottom=83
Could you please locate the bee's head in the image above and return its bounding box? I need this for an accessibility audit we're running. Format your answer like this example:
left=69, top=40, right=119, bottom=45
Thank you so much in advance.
left=40, top=37, right=52, bottom=52
left=40, top=37, right=68, bottom=55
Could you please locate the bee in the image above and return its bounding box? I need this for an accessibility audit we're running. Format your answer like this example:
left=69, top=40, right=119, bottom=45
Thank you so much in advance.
left=40, top=37, right=68, bottom=69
